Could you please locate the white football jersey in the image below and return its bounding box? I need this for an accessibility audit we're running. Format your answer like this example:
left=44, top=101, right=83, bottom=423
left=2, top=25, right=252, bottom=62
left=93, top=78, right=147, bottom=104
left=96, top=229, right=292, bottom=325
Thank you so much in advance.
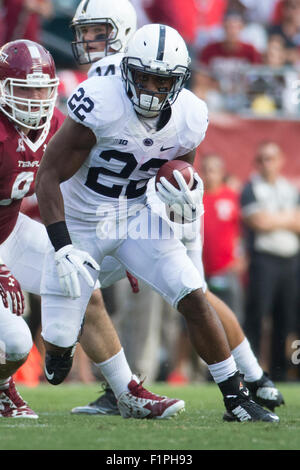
left=88, top=52, right=123, bottom=78
left=62, top=75, right=208, bottom=223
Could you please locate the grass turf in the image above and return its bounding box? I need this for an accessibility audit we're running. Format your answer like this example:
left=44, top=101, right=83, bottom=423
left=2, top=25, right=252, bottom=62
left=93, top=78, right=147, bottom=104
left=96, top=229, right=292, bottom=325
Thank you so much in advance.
left=0, top=382, right=299, bottom=450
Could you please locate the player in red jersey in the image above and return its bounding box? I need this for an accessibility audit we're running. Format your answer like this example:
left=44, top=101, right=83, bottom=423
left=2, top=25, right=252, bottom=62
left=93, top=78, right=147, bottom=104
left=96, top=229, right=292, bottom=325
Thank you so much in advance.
left=0, top=39, right=61, bottom=418
left=0, top=39, right=184, bottom=420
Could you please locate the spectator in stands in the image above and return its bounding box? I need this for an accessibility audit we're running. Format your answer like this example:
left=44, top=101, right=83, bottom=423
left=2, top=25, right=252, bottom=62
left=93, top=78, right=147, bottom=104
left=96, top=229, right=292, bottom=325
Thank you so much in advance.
left=190, top=63, right=225, bottom=112
left=199, top=9, right=262, bottom=111
left=268, top=0, right=300, bottom=64
left=241, top=141, right=300, bottom=381
left=2, top=0, right=53, bottom=45
left=201, top=154, right=245, bottom=324
left=199, top=9, right=262, bottom=69
left=264, top=35, right=288, bottom=66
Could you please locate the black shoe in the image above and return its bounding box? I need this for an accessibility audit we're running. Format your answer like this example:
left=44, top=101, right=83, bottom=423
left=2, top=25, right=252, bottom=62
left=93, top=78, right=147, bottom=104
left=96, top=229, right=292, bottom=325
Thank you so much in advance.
left=71, top=383, right=120, bottom=415
left=44, top=344, right=76, bottom=385
left=244, top=372, right=285, bottom=412
left=223, top=388, right=280, bottom=423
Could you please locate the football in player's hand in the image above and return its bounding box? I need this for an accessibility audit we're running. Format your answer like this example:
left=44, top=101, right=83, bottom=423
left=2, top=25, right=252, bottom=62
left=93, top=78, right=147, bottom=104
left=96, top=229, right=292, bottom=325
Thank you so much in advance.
left=155, top=160, right=196, bottom=191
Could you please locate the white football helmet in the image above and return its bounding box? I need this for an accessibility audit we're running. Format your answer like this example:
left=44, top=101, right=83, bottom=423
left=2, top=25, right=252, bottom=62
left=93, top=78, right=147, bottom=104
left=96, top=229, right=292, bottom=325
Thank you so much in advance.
left=71, top=0, right=137, bottom=64
left=121, top=24, right=191, bottom=118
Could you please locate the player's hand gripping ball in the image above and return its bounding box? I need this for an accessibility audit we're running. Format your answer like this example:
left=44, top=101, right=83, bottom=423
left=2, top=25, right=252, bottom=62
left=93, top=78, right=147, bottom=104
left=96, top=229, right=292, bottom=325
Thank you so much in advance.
left=155, top=160, right=204, bottom=223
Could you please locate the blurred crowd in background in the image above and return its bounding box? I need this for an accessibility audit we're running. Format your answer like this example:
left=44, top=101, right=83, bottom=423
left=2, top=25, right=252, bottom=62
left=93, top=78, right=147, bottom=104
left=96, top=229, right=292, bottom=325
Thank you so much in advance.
left=1, top=0, right=299, bottom=386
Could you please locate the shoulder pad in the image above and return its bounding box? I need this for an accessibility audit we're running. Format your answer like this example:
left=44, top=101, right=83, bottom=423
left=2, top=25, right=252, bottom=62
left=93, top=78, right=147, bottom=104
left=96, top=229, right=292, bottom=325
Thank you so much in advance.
left=67, top=76, right=126, bottom=134
left=175, top=89, right=209, bottom=151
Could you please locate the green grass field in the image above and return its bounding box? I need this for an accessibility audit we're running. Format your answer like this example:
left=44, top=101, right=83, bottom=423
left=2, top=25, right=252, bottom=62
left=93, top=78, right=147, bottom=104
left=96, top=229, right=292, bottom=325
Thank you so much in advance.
left=1, top=382, right=299, bottom=451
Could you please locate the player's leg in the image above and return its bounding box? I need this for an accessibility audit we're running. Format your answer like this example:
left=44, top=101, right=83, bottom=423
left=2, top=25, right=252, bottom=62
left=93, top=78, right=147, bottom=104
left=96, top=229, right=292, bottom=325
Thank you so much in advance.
left=183, top=221, right=284, bottom=411
left=205, top=290, right=284, bottom=411
left=40, top=228, right=185, bottom=419
left=0, top=213, right=78, bottom=385
left=113, top=211, right=279, bottom=422
left=0, top=303, right=38, bottom=418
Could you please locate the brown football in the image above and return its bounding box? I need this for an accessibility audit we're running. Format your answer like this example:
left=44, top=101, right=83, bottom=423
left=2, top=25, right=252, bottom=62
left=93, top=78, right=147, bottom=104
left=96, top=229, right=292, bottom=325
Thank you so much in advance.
left=155, top=160, right=196, bottom=191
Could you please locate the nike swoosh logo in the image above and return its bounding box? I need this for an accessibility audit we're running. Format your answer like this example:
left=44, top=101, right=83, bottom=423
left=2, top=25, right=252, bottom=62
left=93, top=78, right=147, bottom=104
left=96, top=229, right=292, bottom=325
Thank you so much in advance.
left=160, top=145, right=174, bottom=152
left=44, top=367, right=54, bottom=381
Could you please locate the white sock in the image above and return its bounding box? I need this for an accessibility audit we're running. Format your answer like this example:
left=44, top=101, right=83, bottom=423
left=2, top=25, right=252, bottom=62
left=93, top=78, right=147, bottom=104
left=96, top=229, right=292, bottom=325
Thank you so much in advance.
left=231, top=338, right=263, bottom=382
left=0, top=376, right=11, bottom=390
left=207, top=356, right=237, bottom=384
left=94, top=348, right=134, bottom=399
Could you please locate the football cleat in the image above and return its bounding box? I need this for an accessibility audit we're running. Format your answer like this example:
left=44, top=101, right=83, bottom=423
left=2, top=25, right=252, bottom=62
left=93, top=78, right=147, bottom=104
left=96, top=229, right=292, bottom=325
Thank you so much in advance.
left=0, top=378, right=38, bottom=419
left=244, top=372, right=285, bottom=411
left=223, top=385, right=280, bottom=423
left=71, top=383, right=120, bottom=415
left=117, top=378, right=185, bottom=419
left=44, top=344, right=76, bottom=385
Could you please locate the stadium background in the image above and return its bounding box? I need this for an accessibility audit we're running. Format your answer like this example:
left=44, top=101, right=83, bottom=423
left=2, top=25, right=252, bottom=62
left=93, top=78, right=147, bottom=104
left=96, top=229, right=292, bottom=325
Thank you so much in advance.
left=2, top=0, right=300, bottom=388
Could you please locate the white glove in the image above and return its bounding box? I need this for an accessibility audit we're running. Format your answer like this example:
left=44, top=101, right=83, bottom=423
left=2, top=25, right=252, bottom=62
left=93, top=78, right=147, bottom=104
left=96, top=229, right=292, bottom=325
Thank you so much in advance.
left=54, top=245, right=100, bottom=299
left=156, top=170, right=204, bottom=222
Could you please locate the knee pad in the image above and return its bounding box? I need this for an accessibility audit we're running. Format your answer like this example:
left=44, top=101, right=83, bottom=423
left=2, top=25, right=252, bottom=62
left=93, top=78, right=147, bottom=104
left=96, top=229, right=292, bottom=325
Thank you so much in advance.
left=0, top=317, right=32, bottom=362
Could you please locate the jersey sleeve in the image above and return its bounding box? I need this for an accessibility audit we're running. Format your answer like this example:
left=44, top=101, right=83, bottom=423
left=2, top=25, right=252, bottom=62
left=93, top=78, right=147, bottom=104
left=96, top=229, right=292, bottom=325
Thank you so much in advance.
left=176, top=90, right=209, bottom=155
left=67, top=76, right=125, bottom=139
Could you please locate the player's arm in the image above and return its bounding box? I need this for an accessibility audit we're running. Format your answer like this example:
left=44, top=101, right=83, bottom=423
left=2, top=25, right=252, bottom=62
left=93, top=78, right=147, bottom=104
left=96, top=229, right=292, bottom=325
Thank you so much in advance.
left=36, top=116, right=99, bottom=299
left=175, top=148, right=196, bottom=165
left=36, top=115, right=96, bottom=227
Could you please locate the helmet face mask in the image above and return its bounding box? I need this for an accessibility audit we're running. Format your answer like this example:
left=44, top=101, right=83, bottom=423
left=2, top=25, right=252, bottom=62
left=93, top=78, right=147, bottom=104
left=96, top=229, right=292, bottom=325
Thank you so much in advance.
left=0, top=40, right=59, bottom=131
left=121, top=25, right=191, bottom=118
left=122, top=57, right=190, bottom=117
left=71, top=0, right=137, bottom=65
left=1, top=77, right=58, bottom=130
left=71, top=19, right=120, bottom=64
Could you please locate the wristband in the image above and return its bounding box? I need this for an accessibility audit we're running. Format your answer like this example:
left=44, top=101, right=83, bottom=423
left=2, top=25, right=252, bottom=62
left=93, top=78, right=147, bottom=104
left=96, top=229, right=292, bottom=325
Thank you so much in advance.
left=46, top=221, right=72, bottom=252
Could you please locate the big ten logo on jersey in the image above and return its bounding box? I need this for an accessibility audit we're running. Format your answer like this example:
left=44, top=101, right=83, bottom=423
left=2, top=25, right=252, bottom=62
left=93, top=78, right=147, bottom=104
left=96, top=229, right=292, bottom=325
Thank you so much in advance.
left=95, top=64, right=116, bottom=76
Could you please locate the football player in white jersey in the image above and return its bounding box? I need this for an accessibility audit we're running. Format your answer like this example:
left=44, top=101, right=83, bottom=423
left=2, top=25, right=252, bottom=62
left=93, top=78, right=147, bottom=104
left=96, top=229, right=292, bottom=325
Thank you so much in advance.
left=68, top=1, right=284, bottom=416
left=36, top=23, right=280, bottom=422
left=0, top=37, right=185, bottom=421
left=70, top=0, right=137, bottom=78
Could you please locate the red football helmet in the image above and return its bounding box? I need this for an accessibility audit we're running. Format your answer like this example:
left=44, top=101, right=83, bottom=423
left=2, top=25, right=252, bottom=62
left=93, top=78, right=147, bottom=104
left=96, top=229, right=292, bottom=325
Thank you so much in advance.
left=0, top=40, right=59, bottom=130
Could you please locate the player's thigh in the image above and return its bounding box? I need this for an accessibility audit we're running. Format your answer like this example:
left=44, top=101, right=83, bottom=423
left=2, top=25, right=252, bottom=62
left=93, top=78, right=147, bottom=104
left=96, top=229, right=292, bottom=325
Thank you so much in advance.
left=0, top=213, right=48, bottom=295
left=114, top=235, right=205, bottom=309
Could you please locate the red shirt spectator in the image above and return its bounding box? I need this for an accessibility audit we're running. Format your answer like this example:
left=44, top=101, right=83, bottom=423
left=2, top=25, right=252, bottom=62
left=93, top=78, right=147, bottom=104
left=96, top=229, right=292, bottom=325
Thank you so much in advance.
left=201, top=40, right=262, bottom=67
left=203, top=184, right=241, bottom=276
left=199, top=10, right=262, bottom=67
left=200, top=154, right=242, bottom=277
